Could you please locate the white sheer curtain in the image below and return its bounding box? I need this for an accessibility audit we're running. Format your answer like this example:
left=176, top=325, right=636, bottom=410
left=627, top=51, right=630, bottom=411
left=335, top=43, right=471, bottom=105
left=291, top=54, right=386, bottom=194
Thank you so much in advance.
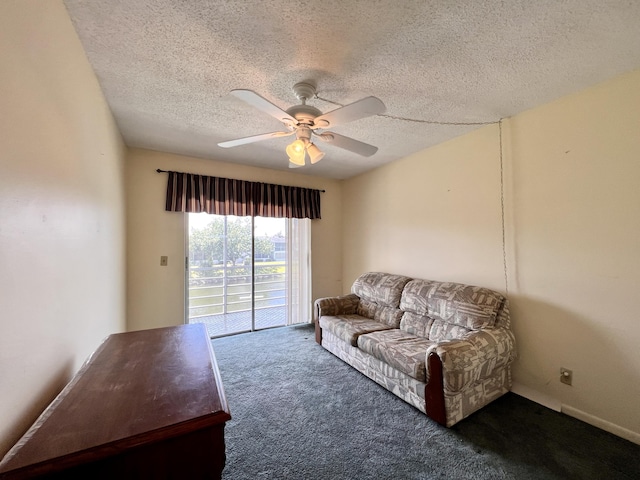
left=286, top=218, right=312, bottom=325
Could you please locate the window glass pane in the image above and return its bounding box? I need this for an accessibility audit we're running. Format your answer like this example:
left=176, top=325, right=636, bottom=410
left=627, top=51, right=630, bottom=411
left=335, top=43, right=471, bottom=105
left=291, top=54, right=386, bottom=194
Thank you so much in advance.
left=187, top=214, right=309, bottom=338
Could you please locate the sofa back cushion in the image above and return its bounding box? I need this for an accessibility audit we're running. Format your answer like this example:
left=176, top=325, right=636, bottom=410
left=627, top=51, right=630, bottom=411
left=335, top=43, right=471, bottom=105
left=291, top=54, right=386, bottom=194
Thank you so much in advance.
left=399, top=311, right=434, bottom=338
left=352, top=272, right=412, bottom=307
left=400, top=279, right=505, bottom=340
left=357, top=299, right=405, bottom=328
left=352, top=272, right=412, bottom=328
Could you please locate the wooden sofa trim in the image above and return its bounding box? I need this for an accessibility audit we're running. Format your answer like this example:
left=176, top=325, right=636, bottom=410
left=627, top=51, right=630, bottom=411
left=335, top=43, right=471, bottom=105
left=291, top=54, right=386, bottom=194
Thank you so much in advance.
left=314, top=319, right=323, bottom=344
left=425, top=352, right=446, bottom=426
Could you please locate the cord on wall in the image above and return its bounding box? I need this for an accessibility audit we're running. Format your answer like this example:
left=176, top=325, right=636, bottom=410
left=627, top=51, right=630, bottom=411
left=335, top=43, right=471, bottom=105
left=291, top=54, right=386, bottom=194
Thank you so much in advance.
left=499, top=119, right=509, bottom=295
left=314, top=95, right=499, bottom=126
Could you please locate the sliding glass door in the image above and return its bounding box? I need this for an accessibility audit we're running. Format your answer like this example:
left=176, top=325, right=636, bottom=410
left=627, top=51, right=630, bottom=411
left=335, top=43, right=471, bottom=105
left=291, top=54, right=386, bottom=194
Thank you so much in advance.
left=187, top=213, right=310, bottom=337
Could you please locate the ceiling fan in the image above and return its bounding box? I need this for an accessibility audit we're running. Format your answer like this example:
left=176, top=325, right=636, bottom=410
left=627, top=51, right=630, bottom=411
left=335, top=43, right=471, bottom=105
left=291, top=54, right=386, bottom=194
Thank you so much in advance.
left=218, top=82, right=386, bottom=168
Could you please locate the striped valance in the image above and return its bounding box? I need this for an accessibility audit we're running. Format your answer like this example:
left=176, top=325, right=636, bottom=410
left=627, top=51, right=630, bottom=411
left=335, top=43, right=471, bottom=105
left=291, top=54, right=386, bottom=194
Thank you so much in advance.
left=164, top=171, right=321, bottom=219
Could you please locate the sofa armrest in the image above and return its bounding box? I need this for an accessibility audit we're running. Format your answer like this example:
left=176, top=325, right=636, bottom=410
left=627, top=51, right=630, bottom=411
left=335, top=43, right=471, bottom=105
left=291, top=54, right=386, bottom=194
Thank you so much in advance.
left=313, top=294, right=360, bottom=345
left=314, top=294, right=360, bottom=320
left=427, top=327, right=516, bottom=393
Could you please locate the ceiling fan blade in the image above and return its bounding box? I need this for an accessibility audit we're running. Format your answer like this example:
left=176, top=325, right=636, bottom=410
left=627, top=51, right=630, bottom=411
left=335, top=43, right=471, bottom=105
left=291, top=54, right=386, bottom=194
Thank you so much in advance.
left=313, top=96, right=386, bottom=129
left=317, top=132, right=378, bottom=157
left=218, top=131, right=293, bottom=148
left=230, top=90, right=297, bottom=126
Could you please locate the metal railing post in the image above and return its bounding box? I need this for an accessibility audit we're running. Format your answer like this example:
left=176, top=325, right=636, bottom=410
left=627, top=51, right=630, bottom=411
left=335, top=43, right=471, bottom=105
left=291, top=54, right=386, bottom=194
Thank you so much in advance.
left=222, top=217, right=228, bottom=315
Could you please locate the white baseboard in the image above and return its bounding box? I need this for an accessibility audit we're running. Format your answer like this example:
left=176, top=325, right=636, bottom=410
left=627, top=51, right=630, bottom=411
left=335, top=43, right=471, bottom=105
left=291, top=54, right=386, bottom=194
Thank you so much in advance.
left=511, top=382, right=561, bottom=411
left=562, top=404, right=640, bottom=446
left=510, top=382, right=640, bottom=445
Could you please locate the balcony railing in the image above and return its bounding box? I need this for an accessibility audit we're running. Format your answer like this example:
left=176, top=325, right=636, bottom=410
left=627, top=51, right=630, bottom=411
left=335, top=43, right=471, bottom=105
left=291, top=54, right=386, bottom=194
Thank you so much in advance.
left=188, top=262, right=286, bottom=320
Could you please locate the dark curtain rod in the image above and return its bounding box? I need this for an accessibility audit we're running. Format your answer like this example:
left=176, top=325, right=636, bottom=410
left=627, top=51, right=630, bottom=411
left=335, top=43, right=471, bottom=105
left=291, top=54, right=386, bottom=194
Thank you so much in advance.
left=156, top=168, right=325, bottom=192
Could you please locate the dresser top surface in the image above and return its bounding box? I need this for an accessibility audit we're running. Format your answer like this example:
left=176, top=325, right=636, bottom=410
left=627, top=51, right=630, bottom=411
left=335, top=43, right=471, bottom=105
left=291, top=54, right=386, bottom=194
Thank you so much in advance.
left=0, top=324, right=230, bottom=475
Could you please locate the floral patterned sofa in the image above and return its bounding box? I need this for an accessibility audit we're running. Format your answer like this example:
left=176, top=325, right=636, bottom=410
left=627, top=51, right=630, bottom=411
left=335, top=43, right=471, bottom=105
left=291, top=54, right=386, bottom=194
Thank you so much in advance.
left=314, top=272, right=517, bottom=427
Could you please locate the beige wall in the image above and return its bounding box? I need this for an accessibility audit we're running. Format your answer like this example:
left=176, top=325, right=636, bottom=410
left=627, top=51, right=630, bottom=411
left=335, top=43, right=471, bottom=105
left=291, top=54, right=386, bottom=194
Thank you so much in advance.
left=342, top=125, right=506, bottom=290
left=506, top=69, right=640, bottom=442
left=342, top=69, right=640, bottom=443
left=126, top=148, right=343, bottom=332
left=0, top=0, right=126, bottom=457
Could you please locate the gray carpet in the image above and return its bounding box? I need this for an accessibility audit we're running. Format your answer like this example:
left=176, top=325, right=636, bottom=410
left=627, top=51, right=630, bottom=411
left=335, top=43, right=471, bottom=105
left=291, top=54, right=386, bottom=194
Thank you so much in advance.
left=212, top=324, right=640, bottom=480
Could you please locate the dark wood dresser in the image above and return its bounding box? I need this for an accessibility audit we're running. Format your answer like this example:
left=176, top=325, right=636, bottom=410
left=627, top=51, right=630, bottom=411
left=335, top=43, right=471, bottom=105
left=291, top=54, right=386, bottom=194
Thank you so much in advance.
left=0, top=324, right=231, bottom=479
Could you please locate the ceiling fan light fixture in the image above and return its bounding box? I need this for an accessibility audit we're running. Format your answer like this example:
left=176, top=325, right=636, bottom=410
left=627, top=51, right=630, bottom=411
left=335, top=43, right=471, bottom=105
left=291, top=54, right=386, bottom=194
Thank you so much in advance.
left=286, top=138, right=307, bottom=166
left=307, top=143, right=325, bottom=164
left=288, top=152, right=306, bottom=166
left=286, top=138, right=305, bottom=156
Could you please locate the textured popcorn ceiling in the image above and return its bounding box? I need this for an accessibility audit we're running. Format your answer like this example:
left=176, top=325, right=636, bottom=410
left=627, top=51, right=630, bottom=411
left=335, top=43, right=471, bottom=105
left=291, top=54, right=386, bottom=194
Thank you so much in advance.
left=63, top=0, right=640, bottom=179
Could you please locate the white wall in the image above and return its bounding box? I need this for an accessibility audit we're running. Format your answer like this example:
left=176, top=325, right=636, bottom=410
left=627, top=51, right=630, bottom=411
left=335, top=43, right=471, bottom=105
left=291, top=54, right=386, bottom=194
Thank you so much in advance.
left=342, top=69, right=640, bottom=444
left=0, top=1, right=126, bottom=456
left=126, top=148, right=343, bottom=332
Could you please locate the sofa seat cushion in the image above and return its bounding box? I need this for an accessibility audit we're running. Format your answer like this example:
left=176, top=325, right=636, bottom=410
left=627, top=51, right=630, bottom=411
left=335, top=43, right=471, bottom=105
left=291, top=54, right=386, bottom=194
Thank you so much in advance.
left=319, top=315, right=394, bottom=346
left=357, top=329, right=435, bottom=382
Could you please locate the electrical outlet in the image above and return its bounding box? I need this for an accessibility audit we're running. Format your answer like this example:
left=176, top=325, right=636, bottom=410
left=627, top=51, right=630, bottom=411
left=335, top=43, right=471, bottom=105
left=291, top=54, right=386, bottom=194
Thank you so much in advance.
left=560, top=368, right=573, bottom=386
left=160, top=256, right=168, bottom=266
